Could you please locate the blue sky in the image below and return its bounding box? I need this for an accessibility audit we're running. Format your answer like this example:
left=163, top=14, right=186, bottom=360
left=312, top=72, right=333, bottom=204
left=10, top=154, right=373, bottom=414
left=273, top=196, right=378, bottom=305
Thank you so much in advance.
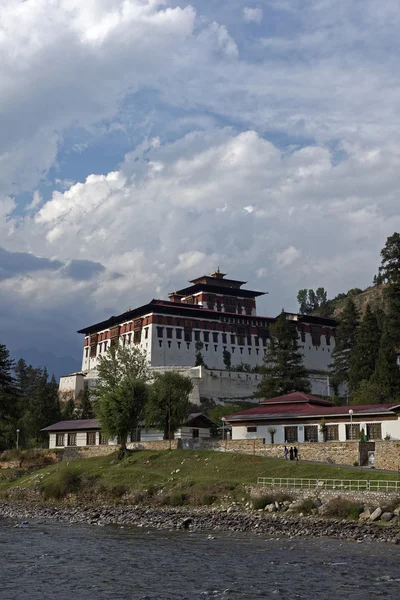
left=1, top=0, right=400, bottom=374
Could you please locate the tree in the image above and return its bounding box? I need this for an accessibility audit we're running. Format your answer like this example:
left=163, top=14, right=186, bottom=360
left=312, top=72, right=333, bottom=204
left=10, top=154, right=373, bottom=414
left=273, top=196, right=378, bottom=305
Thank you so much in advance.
left=61, top=398, right=76, bottom=420
left=222, top=349, right=231, bottom=370
left=330, top=298, right=359, bottom=388
left=256, top=312, right=310, bottom=398
left=97, top=378, right=148, bottom=453
left=78, top=386, right=94, bottom=419
left=297, top=287, right=330, bottom=316
left=94, top=345, right=150, bottom=453
left=379, top=232, right=400, bottom=348
left=94, top=345, right=150, bottom=400
left=0, top=344, right=19, bottom=450
left=370, top=320, right=400, bottom=398
left=349, top=305, right=381, bottom=393
left=21, top=369, right=61, bottom=444
left=351, top=380, right=391, bottom=405
left=145, top=371, right=193, bottom=448
left=194, top=341, right=206, bottom=367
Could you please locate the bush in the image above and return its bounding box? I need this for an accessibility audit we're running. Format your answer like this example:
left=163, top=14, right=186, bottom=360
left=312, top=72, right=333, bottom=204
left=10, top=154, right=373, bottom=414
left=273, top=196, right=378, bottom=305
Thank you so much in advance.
left=197, top=493, right=216, bottom=506
left=295, top=497, right=315, bottom=515
left=40, top=468, right=82, bottom=500
left=252, top=491, right=293, bottom=510
left=323, top=498, right=363, bottom=520
left=162, top=492, right=189, bottom=506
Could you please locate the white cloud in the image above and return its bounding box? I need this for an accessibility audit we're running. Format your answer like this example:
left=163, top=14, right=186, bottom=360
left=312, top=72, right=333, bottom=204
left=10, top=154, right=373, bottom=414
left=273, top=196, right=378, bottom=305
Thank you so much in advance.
left=243, top=7, right=263, bottom=24
left=276, top=246, right=301, bottom=267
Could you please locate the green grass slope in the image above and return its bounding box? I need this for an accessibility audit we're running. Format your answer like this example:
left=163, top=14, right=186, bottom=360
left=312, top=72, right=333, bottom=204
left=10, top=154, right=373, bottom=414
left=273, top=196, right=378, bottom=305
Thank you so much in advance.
left=3, top=450, right=399, bottom=506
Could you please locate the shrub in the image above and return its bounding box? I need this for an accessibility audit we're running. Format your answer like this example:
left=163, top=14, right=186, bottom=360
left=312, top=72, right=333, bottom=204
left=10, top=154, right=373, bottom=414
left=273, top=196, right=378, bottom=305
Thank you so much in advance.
left=252, top=491, right=293, bottom=510
left=40, top=468, right=82, bottom=500
left=323, top=497, right=363, bottom=520
left=295, top=497, right=315, bottom=515
left=197, top=493, right=216, bottom=506
left=162, top=492, right=189, bottom=506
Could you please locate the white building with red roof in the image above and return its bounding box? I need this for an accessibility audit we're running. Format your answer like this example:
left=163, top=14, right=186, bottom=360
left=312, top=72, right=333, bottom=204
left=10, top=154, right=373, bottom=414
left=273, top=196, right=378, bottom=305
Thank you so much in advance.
left=225, top=392, right=400, bottom=443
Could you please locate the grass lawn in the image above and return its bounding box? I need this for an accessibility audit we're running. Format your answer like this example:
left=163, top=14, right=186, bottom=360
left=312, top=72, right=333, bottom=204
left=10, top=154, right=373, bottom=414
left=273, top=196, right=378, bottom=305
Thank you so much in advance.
left=4, top=450, right=400, bottom=501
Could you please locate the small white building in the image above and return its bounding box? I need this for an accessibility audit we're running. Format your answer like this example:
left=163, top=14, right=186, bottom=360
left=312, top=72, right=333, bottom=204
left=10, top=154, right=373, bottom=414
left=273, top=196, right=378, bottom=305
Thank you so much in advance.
left=42, top=414, right=216, bottom=449
left=224, top=392, right=400, bottom=443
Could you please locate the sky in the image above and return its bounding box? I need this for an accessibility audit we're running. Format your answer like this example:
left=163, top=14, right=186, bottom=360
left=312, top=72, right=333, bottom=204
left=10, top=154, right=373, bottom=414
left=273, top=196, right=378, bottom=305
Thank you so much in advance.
left=1, top=0, right=400, bottom=373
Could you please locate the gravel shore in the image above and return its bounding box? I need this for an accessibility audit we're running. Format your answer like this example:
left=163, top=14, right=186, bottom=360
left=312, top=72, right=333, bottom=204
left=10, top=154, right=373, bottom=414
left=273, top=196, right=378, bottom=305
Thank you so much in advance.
left=1, top=501, right=400, bottom=543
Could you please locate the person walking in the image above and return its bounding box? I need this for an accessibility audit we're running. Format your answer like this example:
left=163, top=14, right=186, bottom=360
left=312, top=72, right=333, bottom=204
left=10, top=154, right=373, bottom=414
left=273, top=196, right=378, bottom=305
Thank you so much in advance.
left=294, top=446, right=298, bottom=461
left=283, top=446, right=289, bottom=460
left=289, top=447, right=294, bottom=461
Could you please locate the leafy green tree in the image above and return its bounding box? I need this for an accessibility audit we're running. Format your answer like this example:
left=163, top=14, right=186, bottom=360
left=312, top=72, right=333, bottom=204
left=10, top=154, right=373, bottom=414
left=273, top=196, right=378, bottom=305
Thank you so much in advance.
left=330, top=298, right=359, bottom=388
left=297, top=289, right=309, bottom=314
left=351, top=379, right=391, bottom=405
left=97, top=378, right=148, bottom=453
left=297, top=287, right=329, bottom=315
left=94, top=345, right=150, bottom=453
left=94, top=345, right=150, bottom=393
left=145, top=371, right=193, bottom=447
left=256, top=312, right=310, bottom=398
left=349, top=305, right=381, bottom=393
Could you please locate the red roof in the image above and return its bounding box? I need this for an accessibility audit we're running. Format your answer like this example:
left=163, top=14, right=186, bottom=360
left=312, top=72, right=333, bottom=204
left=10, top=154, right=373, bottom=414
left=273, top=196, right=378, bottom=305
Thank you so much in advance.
left=224, top=394, right=400, bottom=422
left=259, top=392, right=333, bottom=406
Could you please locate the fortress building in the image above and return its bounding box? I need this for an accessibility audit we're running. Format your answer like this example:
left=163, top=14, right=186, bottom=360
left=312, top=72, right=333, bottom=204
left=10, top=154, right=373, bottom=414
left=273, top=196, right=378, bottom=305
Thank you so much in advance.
left=59, top=269, right=338, bottom=405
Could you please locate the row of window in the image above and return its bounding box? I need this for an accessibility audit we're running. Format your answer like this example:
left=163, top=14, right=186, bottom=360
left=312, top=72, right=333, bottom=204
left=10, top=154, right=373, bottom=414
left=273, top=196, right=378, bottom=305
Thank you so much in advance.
left=157, top=339, right=265, bottom=355
left=55, top=432, right=108, bottom=446
left=299, top=332, right=331, bottom=345
left=246, top=423, right=383, bottom=442
left=156, top=327, right=268, bottom=346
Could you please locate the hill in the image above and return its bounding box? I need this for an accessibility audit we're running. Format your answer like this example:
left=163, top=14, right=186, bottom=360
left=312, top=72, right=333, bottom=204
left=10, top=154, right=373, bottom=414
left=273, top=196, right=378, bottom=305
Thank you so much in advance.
left=332, top=284, right=387, bottom=319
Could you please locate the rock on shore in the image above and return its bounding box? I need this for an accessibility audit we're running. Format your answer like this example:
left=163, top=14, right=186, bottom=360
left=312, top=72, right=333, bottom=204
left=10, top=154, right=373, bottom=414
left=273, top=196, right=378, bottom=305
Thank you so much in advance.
left=1, top=502, right=399, bottom=544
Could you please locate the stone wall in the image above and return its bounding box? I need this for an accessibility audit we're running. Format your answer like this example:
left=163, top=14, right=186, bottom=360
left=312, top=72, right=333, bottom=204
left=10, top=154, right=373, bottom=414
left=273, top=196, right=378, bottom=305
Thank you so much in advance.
left=127, top=440, right=179, bottom=451
left=374, top=441, right=400, bottom=471
left=250, top=485, right=400, bottom=506
left=0, top=452, right=61, bottom=469
left=201, top=439, right=359, bottom=466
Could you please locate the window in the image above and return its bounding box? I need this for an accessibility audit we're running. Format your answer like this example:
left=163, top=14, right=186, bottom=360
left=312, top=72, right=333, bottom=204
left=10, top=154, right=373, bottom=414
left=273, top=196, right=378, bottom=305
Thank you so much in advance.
left=346, top=424, right=360, bottom=440
left=247, top=335, right=252, bottom=346
left=128, top=333, right=132, bottom=344
left=254, top=337, right=259, bottom=347
left=99, top=433, right=108, bottom=445
left=304, top=426, right=318, bottom=442
left=176, top=329, right=182, bottom=339
left=213, top=332, right=218, bottom=343
left=203, top=332, right=209, bottom=342
left=247, top=426, right=257, bottom=433
left=85, top=347, right=89, bottom=358
left=230, top=334, right=236, bottom=345
left=86, top=432, right=96, bottom=446
left=157, top=327, right=164, bottom=338
left=67, top=433, right=77, bottom=446
left=248, top=348, right=251, bottom=355
left=367, top=423, right=382, bottom=440
left=326, top=425, right=339, bottom=441
left=166, top=328, right=173, bottom=339
left=192, top=428, right=199, bottom=439
left=284, top=426, right=298, bottom=443
left=158, top=340, right=162, bottom=347
left=194, top=331, right=200, bottom=341
left=326, top=334, right=330, bottom=346
left=145, top=328, right=149, bottom=339
left=133, top=331, right=141, bottom=344
left=222, top=333, right=227, bottom=344
left=240, top=347, right=243, bottom=354
left=184, top=330, right=192, bottom=342
left=56, top=433, right=65, bottom=446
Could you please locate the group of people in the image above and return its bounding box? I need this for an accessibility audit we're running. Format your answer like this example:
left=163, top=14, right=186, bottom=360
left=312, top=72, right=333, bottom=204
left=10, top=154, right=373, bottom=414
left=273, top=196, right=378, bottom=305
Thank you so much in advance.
left=283, top=445, right=298, bottom=461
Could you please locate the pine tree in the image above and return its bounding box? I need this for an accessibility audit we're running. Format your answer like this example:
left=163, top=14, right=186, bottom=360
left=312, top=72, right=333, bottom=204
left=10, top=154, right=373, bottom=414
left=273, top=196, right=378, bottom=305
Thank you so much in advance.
left=379, top=232, right=400, bottom=347
left=330, top=298, right=359, bottom=387
left=371, top=320, right=400, bottom=399
left=79, top=386, right=94, bottom=419
left=348, top=305, right=380, bottom=393
left=0, top=344, right=19, bottom=450
left=256, top=312, right=310, bottom=398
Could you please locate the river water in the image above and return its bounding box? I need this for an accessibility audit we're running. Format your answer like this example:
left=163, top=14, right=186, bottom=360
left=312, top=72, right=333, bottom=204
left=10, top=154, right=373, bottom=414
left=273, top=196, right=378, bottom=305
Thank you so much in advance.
left=1, top=520, right=400, bottom=600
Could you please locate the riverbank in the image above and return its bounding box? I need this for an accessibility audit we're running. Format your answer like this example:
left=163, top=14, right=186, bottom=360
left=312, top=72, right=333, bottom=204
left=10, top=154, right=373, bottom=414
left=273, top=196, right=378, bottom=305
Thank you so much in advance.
left=1, top=501, right=400, bottom=544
